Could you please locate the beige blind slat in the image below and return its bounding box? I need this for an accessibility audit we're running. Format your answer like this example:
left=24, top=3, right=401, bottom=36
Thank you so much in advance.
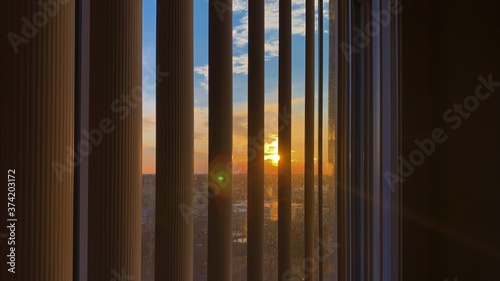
left=208, top=0, right=233, bottom=280
left=247, top=0, right=265, bottom=280
left=156, top=0, right=194, bottom=279
left=318, top=0, right=325, bottom=280
left=87, top=0, right=142, bottom=279
left=278, top=0, right=293, bottom=278
left=304, top=0, right=316, bottom=279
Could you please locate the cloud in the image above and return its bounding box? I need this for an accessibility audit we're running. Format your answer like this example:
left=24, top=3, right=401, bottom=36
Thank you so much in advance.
left=233, top=0, right=247, bottom=12
left=143, top=100, right=156, bottom=115
left=194, top=64, right=208, bottom=77
left=194, top=132, right=207, bottom=141
left=194, top=0, right=330, bottom=88
left=194, top=106, right=209, bottom=124
left=233, top=14, right=248, bottom=47
left=143, top=114, right=156, bottom=148
left=194, top=65, right=209, bottom=91
left=233, top=53, right=248, bottom=75
left=143, top=115, right=156, bottom=130
left=193, top=53, right=248, bottom=90
left=142, top=46, right=156, bottom=100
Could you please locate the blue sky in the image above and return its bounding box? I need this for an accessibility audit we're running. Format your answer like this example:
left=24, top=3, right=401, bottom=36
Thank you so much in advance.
left=142, top=0, right=331, bottom=174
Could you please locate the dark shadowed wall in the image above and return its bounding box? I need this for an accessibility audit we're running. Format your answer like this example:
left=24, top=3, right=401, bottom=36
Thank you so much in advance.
left=402, top=0, right=500, bottom=280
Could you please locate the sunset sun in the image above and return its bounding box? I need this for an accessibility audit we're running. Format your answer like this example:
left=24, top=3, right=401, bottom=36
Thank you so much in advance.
left=264, top=135, right=280, bottom=167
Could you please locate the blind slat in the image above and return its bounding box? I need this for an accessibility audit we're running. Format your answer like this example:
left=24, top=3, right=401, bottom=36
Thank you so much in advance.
left=156, top=0, right=194, bottom=279
left=87, top=1, right=142, bottom=279
left=208, top=0, right=233, bottom=280
left=304, top=0, right=316, bottom=279
left=278, top=0, right=293, bottom=279
left=318, top=0, right=325, bottom=280
left=247, top=0, right=265, bottom=280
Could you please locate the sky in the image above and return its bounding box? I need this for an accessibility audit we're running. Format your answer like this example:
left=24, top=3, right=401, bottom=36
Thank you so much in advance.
left=142, top=0, right=331, bottom=175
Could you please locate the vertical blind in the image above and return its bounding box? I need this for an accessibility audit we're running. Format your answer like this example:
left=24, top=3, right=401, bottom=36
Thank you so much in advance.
left=278, top=0, right=293, bottom=279
left=156, top=0, right=194, bottom=280
left=207, top=0, right=234, bottom=280
left=1, top=1, right=75, bottom=280
left=247, top=0, right=265, bottom=280
left=335, top=0, right=401, bottom=280
left=318, top=0, right=325, bottom=279
left=0, top=0, right=403, bottom=280
left=304, top=0, right=316, bottom=278
left=87, top=1, right=142, bottom=280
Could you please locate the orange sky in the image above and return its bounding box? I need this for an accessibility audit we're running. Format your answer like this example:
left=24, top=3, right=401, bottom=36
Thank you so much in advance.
left=142, top=98, right=333, bottom=175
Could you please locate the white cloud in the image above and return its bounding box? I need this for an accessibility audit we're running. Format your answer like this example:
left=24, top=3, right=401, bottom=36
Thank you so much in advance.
left=233, top=0, right=247, bottom=12
left=194, top=0, right=331, bottom=86
left=194, top=64, right=209, bottom=77
left=233, top=14, right=248, bottom=47
left=233, top=53, right=248, bottom=75
left=194, top=65, right=209, bottom=91
left=230, top=0, right=312, bottom=63
left=194, top=106, right=208, bottom=120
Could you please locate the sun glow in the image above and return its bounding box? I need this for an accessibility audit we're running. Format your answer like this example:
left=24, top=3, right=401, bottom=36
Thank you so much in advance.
left=264, top=135, right=280, bottom=167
